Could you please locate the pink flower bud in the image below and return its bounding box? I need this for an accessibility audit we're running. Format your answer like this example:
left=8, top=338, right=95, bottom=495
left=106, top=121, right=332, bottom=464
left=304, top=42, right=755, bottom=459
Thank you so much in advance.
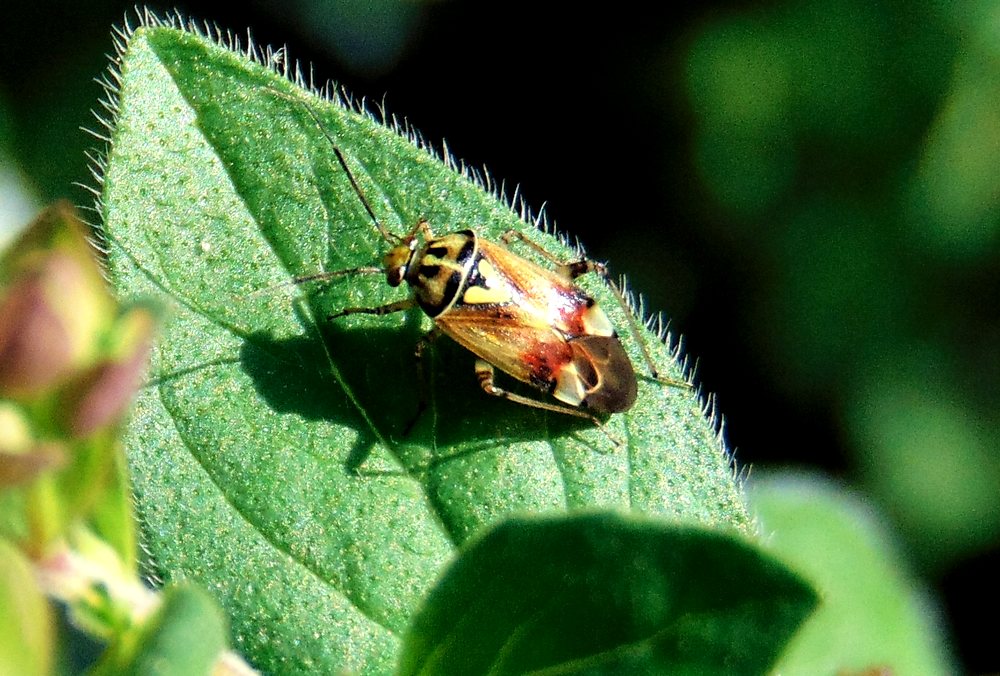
left=0, top=262, right=75, bottom=398
left=62, top=308, right=154, bottom=437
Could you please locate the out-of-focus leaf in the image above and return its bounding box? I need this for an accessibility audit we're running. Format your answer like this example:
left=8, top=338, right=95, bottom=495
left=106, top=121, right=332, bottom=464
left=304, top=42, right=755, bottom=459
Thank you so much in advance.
left=399, top=512, right=816, bottom=675
left=907, top=9, right=1000, bottom=259
left=93, top=583, right=228, bottom=676
left=848, top=363, right=1000, bottom=566
left=0, top=538, right=53, bottom=676
left=0, top=202, right=148, bottom=557
left=755, top=473, right=955, bottom=675
left=86, top=452, right=138, bottom=575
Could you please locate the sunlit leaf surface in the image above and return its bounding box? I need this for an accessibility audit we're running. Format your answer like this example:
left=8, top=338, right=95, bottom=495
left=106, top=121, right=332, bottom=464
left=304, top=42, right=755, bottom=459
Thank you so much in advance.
left=101, top=23, right=749, bottom=673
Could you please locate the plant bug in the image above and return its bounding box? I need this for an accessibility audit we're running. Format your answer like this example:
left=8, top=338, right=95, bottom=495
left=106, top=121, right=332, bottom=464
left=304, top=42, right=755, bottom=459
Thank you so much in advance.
left=281, top=93, right=685, bottom=441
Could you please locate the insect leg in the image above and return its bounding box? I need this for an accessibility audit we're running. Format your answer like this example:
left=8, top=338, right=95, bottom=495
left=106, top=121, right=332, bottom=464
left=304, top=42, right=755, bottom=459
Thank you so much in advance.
left=501, top=229, right=688, bottom=388
left=590, top=272, right=688, bottom=386
left=473, top=359, right=622, bottom=446
left=244, top=266, right=383, bottom=299
left=501, top=229, right=615, bottom=281
left=501, top=229, right=586, bottom=279
left=402, top=327, right=443, bottom=436
left=403, top=218, right=436, bottom=240
left=329, top=297, right=417, bottom=321
left=501, top=229, right=615, bottom=284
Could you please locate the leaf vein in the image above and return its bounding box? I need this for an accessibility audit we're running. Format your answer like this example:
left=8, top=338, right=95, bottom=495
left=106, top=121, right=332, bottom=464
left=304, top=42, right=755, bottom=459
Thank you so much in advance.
left=156, top=381, right=399, bottom=637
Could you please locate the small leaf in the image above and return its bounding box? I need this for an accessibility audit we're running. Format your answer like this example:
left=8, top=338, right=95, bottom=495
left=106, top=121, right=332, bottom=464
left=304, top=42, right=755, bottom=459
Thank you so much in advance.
left=755, top=473, right=956, bottom=675
left=399, top=511, right=816, bottom=675
left=86, top=452, right=138, bottom=575
left=101, top=20, right=750, bottom=673
left=0, top=538, right=53, bottom=676
left=94, top=582, right=228, bottom=676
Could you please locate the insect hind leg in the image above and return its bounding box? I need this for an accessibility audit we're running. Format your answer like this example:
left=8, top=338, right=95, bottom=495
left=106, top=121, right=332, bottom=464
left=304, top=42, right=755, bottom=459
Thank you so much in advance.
left=500, top=230, right=597, bottom=281
left=473, top=359, right=622, bottom=447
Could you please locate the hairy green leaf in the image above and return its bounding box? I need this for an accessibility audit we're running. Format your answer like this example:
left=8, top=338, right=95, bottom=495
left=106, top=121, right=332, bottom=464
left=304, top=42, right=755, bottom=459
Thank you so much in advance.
left=100, top=21, right=749, bottom=673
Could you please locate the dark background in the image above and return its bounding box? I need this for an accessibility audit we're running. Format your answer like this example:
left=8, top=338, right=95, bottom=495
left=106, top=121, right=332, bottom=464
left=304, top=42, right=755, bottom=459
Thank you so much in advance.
left=3, top=1, right=996, bottom=670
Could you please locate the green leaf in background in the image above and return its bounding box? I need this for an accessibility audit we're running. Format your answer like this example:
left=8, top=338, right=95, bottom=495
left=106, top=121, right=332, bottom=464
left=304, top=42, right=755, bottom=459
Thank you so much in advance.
left=847, top=362, right=1000, bottom=567
left=0, top=538, right=53, bottom=676
left=87, top=451, right=139, bottom=576
left=399, top=512, right=816, bottom=676
left=93, top=582, right=228, bottom=676
left=681, top=0, right=1000, bottom=580
left=100, top=18, right=749, bottom=673
left=755, top=473, right=955, bottom=675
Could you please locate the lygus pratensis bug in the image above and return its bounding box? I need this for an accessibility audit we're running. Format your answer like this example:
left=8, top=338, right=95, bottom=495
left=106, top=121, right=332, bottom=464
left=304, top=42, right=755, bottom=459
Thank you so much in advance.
left=269, top=89, right=688, bottom=445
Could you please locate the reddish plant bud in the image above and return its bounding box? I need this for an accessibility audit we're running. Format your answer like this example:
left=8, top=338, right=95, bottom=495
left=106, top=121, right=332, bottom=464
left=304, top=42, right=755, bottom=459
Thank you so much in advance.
left=0, top=262, right=75, bottom=397
left=1, top=202, right=114, bottom=399
left=61, top=308, right=155, bottom=437
left=0, top=443, right=67, bottom=486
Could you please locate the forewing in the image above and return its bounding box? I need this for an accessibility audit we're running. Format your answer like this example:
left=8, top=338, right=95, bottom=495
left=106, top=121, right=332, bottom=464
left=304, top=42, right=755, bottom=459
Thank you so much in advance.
left=435, top=305, right=571, bottom=388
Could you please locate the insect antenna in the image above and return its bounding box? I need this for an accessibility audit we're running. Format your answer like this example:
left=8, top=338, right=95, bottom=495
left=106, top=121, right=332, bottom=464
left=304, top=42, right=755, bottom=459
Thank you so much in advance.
left=268, top=86, right=403, bottom=245
left=242, top=265, right=384, bottom=300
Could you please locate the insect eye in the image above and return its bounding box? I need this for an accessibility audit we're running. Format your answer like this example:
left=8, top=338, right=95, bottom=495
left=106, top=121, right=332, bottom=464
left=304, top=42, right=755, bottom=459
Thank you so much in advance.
left=383, top=245, right=413, bottom=287
left=387, top=266, right=406, bottom=287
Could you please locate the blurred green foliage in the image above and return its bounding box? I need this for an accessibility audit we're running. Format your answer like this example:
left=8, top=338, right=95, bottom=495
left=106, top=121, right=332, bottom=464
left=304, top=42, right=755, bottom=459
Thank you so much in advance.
left=0, top=203, right=236, bottom=673
left=279, top=0, right=423, bottom=75
left=682, top=0, right=999, bottom=571
left=755, top=472, right=953, bottom=674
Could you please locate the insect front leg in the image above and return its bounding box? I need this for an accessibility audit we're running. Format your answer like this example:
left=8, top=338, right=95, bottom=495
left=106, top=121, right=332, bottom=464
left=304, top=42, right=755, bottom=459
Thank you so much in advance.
left=328, top=297, right=417, bottom=321
left=403, top=218, right=436, bottom=241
